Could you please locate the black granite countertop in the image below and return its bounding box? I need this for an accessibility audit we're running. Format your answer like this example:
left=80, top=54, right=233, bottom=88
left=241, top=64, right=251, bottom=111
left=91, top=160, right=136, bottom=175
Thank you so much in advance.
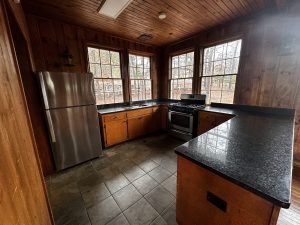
left=175, top=103, right=295, bottom=208
left=97, top=100, right=175, bottom=115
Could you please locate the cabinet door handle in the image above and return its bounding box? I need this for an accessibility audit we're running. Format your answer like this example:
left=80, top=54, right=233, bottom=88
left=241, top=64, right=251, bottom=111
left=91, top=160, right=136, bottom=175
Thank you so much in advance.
left=207, top=191, right=227, bottom=212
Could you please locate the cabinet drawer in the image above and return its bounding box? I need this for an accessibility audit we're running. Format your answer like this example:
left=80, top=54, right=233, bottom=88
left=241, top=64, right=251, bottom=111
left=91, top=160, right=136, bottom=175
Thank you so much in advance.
left=102, top=112, right=126, bottom=123
left=127, top=108, right=153, bottom=118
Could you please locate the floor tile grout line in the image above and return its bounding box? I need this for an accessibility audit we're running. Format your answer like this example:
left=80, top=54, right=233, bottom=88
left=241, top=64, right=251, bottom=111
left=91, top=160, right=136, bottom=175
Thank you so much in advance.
left=144, top=184, right=176, bottom=217
left=160, top=199, right=177, bottom=219
left=105, top=171, right=169, bottom=224
left=111, top=182, right=143, bottom=211
left=78, top=188, right=93, bottom=225
left=143, top=194, right=166, bottom=225
left=131, top=176, right=160, bottom=197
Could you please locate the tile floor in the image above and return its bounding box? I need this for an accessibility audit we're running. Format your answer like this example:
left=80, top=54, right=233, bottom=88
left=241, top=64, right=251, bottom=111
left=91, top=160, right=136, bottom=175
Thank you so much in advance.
left=45, top=133, right=184, bottom=225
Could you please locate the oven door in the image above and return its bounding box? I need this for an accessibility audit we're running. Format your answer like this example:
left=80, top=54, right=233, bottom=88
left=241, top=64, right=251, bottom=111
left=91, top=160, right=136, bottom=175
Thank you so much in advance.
left=168, top=111, right=193, bottom=133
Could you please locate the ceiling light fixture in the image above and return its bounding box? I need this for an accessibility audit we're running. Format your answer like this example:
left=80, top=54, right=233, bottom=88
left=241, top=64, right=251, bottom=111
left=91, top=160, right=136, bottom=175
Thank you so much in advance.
left=98, top=0, right=133, bottom=19
left=137, top=34, right=153, bottom=42
left=158, top=12, right=167, bottom=20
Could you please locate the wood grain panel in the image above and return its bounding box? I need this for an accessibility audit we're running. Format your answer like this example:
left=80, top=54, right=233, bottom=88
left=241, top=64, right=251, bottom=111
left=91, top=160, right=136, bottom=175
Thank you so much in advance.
left=103, top=120, right=128, bottom=147
left=127, top=108, right=153, bottom=118
left=102, top=112, right=127, bottom=123
left=162, top=2, right=300, bottom=166
left=277, top=176, right=300, bottom=225
left=26, top=15, right=160, bottom=96
left=177, top=156, right=280, bottom=225
left=197, top=111, right=233, bottom=135
left=0, top=0, right=53, bottom=224
left=7, top=2, right=55, bottom=176
left=21, top=0, right=271, bottom=46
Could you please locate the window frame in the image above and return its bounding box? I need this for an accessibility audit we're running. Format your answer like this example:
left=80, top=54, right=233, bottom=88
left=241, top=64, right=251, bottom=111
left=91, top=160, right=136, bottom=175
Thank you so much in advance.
left=199, top=38, right=243, bottom=104
left=86, top=44, right=125, bottom=105
left=168, top=49, right=195, bottom=100
left=128, top=52, right=153, bottom=102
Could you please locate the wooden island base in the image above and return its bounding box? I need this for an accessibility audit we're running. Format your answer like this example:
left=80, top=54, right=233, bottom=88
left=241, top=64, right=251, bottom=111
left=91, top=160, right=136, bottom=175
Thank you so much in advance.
left=176, top=156, right=281, bottom=225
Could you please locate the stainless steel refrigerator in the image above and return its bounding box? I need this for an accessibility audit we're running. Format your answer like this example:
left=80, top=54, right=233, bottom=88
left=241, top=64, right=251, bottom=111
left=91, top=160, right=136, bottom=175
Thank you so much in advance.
left=38, top=71, right=102, bottom=171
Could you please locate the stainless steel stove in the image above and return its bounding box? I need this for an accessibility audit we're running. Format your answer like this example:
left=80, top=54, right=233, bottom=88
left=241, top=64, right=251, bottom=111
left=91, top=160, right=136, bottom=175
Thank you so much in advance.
left=168, top=94, right=206, bottom=140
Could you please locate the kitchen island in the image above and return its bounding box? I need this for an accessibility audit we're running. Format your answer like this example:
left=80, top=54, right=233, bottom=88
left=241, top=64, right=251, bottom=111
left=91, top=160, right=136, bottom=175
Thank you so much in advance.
left=175, top=103, right=295, bottom=225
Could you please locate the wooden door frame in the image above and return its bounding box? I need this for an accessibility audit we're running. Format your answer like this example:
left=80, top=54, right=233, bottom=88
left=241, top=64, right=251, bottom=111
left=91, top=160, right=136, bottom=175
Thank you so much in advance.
left=0, top=0, right=54, bottom=224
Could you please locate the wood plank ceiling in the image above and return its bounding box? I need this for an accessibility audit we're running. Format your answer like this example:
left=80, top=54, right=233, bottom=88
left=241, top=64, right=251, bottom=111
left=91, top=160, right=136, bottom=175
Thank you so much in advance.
left=22, top=0, right=272, bottom=46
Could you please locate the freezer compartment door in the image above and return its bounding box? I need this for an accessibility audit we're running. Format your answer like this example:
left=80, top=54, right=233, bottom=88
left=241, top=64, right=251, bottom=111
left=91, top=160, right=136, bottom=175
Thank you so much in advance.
left=38, top=71, right=95, bottom=109
left=46, top=105, right=102, bottom=170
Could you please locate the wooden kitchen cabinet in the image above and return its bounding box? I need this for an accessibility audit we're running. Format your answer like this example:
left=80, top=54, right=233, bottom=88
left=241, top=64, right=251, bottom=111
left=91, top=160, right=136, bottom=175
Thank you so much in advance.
left=100, top=112, right=128, bottom=147
left=102, top=111, right=126, bottom=122
left=160, top=105, right=169, bottom=130
left=151, top=106, right=162, bottom=132
left=102, top=119, right=128, bottom=147
left=127, top=107, right=152, bottom=118
left=198, top=111, right=233, bottom=135
left=128, top=113, right=152, bottom=139
left=128, top=116, right=145, bottom=139
left=177, top=156, right=280, bottom=225
left=100, top=106, right=166, bottom=148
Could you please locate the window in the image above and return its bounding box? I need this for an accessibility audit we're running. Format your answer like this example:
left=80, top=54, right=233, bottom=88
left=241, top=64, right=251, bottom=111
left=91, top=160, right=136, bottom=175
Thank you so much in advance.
left=87, top=47, right=123, bottom=105
left=129, top=54, right=151, bottom=101
left=170, top=52, right=194, bottom=99
left=201, top=39, right=242, bottom=104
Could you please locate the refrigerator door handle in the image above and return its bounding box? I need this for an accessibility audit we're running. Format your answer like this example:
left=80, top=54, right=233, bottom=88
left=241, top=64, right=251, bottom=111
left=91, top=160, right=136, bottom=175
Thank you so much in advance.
left=46, top=111, right=56, bottom=143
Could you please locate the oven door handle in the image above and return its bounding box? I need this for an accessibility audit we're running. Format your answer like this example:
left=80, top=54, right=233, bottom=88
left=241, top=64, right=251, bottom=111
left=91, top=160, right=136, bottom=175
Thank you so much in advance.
left=168, top=111, right=193, bottom=117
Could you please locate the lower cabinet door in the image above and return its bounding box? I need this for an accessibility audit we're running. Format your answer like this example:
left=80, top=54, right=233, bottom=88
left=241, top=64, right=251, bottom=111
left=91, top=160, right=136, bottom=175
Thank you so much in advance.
left=128, top=116, right=145, bottom=139
left=144, top=114, right=153, bottom=133
left=151, top=110, right=162, bottom=132
left=104, top=120, right=128, bottom=147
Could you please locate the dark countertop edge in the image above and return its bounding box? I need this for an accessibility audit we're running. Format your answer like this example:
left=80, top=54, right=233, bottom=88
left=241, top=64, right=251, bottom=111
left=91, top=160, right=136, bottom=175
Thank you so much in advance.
left=175, top=150, right=291, bottom=209
left=210, top=103, right=295, bottom=116
left=97, top=105, right=156, bottom=114
left=97, top=98, right=178, bottom=110
left=97, top=102, right=173, bottom=115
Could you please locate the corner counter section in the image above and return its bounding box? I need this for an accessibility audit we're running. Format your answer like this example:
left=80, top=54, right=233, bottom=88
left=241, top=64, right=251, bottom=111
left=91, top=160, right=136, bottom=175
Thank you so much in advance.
left=175, top=103, right=295, bottom=225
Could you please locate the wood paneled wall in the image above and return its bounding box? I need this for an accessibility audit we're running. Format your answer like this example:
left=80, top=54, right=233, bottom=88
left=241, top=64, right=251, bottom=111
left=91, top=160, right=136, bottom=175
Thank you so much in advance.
left=7, top=2, right=55, bottom=176
left=0, top=0, right=53, bottom=224
left=162, top=2, right=300, bottom=166
left=26, top=14, right=161, bottom=100
left=23, top=15, right=160, bottom=175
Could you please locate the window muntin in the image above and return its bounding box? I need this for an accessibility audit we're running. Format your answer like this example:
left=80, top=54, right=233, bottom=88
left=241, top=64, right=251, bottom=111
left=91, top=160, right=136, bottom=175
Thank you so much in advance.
left=201, top=39, right=242, bottom=104
left=87, top=47, right=123, bottom=105
left=170, top=52, right=194, bottom=99
left=129, top=54, right=152, bottom=101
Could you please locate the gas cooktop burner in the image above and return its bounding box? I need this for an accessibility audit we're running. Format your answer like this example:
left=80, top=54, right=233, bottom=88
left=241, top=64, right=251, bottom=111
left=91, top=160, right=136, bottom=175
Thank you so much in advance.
left=169, top=102, right=205, bottom=113
left=168, top=94, right=206, bottom=114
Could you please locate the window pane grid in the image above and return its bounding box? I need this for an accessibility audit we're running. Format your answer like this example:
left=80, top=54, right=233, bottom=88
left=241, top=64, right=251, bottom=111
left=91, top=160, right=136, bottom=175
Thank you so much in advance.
left=129, top=54, right=152, bottom=101
left=201, top=39, right=241, bottom=104
left=170, top=52, right=194, bottom=99
left=88, top=47, right=123, bottom=105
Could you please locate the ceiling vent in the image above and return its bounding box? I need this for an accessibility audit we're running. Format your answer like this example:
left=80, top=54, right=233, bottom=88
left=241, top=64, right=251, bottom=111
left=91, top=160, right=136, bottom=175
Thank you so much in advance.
left=98, top=0, right=133, bottom=19
left=137, top=34, right=153, bottom=42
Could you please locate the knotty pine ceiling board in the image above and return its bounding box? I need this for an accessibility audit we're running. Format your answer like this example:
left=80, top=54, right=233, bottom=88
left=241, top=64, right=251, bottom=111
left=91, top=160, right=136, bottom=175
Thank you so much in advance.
left=22, top=0, right=271, bottom=46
